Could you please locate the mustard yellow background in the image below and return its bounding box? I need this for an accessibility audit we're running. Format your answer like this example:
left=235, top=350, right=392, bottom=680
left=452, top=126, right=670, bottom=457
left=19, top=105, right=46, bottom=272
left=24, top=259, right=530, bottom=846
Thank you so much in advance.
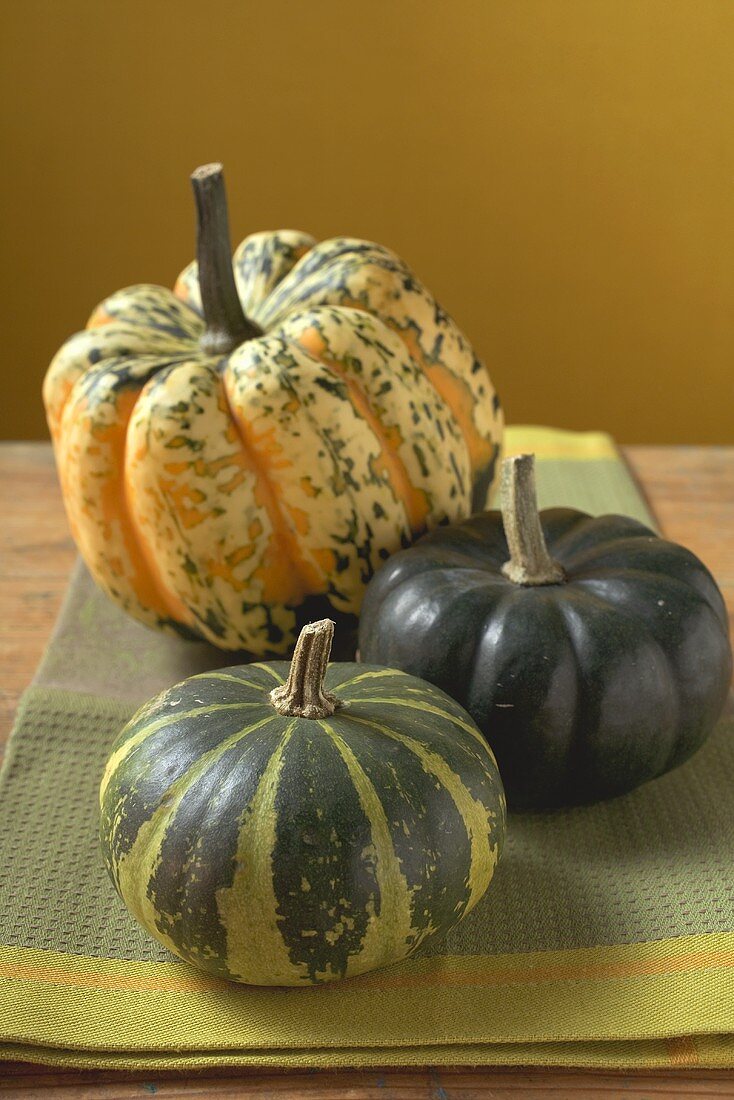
left=1, top=1, right=732, bottom=444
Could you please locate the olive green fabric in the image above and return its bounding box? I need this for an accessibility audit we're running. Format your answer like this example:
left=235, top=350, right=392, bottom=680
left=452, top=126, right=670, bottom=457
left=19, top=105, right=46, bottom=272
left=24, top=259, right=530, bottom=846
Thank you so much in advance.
left=2, top=687, right=733, bottom=966
left=1, top=426, right=732, bottom=1070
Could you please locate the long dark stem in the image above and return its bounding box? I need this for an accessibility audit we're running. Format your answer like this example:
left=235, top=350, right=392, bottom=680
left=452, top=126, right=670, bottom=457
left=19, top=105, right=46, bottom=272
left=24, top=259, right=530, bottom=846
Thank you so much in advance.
left=190, top=163, right=262, bottom=355
left=270, top=620, right=342, bottom=719
left=501, top=454, right=566, bottom=586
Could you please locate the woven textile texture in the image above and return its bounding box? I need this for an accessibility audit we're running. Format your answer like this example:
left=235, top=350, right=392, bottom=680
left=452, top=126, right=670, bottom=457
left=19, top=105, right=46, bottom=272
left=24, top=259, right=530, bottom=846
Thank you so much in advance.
left=0, top=426, right=732, bottom=1070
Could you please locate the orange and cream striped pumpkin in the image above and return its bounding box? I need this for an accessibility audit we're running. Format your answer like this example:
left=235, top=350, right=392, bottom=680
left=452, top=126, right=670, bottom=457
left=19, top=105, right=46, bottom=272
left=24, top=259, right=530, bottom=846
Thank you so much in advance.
left=43, top=164, right=503, bottom=654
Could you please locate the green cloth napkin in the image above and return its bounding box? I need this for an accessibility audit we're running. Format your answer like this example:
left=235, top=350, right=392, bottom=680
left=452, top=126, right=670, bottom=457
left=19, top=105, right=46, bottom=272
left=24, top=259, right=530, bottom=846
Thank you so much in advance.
left=0, top=426, right=732, bottom=1070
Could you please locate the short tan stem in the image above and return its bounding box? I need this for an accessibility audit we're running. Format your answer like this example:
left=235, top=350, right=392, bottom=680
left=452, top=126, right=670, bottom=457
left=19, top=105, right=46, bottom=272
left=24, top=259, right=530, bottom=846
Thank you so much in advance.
left=270, top=620, right=341, bottom=719
left=190, top=163, right=263, bottom=356
left=501, top=454, right=566, bottom=586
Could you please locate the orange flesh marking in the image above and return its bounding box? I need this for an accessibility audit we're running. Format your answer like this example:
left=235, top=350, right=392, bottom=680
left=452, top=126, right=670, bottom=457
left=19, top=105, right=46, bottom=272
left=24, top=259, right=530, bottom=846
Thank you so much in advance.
left=206, top=544, right=256, bottom=594
left=46, top=378, right=76, bottom=444
left=87, top=307, right=115, bottom=329
left=336, top=297, right=493, bottom=478
left=90, top=390, right=195, bottom=626
left=173, top=275, right=192, bottom=303
left=391, top=326, right=494, bottom=476
left=159, top=411, right=264, bottom=600
left=221, top=380, right=325, bottom=606
left=295, top=327, right=430, bottom=531
left=313, top=547, right=338, bottom=574
left=172, top=274, right=204, bottom=317
left=153, top=479, right=208, bottom=530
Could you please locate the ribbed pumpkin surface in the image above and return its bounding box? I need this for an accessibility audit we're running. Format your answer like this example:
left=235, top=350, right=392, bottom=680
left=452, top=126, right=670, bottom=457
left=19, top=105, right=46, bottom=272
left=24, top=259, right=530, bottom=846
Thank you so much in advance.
left=44, top=227, right=502, bottom=654
left=358, top=504, right=732, bottom=808
left=99, top=662, right=505, bottom=985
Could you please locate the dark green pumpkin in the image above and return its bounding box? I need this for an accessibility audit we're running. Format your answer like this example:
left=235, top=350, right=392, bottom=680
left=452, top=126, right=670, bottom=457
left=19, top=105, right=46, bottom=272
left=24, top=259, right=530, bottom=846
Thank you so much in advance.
left=358, top=455, right=732, bottom=810
left=99, top=620, right=505, bottom=985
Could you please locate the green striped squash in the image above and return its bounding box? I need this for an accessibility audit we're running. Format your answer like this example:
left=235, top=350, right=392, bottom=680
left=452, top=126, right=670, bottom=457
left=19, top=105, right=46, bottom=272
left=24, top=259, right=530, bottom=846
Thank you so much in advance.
left=99, top=620, right=506, bottom=986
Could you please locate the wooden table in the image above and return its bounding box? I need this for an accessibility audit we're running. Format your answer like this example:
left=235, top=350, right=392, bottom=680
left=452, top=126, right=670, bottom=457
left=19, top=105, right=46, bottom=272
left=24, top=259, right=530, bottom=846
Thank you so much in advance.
left=1, top=441, right=732, bottom=1099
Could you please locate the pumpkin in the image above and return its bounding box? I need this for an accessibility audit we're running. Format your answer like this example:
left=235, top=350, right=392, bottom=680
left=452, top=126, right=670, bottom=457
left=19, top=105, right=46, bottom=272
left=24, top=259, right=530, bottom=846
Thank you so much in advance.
left=99, top=619, right=506, bottom=985
left=43, top=163, right=502, bottom=655
left=358, top=454, right=733, bottom=809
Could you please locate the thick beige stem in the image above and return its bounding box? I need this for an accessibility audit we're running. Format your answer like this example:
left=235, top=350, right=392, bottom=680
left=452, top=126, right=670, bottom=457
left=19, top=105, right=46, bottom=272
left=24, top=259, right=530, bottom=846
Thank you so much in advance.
left=501, top=454, right=566, bottom=586
left=270, top=619, right=341, bottom=719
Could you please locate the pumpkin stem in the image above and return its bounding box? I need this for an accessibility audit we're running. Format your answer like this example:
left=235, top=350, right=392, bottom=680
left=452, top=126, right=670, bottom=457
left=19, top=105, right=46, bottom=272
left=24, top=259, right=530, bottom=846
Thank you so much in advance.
left=501, top=454, right=566, bottom=586
left=190, top=163, right=263, bottom=355
left=270, top=619, right=342, bottom=719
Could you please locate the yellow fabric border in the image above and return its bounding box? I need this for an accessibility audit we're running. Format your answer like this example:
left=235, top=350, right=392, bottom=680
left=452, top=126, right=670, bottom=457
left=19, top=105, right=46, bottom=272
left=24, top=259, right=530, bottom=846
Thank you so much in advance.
left=504, top=425, right=618, bottom=460
left=1, top=933, right=733, bottom=1058
left=2, top=1035, right=733, bottom=1071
